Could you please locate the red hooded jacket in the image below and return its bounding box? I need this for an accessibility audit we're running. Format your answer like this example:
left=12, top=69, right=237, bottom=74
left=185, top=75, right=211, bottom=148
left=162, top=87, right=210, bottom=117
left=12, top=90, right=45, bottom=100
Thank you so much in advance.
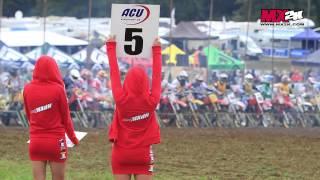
left=23, top=56, right=78, bottom=144
left=106, top=42, right=161, bottom=148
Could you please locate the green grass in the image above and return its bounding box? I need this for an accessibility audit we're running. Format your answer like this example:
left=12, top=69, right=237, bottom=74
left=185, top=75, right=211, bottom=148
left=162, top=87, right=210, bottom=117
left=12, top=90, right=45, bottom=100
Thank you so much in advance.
left=0, top=160, right=114, bottom=180
left=0, top=160, right=33, bottom=180
left=1, top=128, right=320, bottom=179
left=0, top=159, right=180, bottom=180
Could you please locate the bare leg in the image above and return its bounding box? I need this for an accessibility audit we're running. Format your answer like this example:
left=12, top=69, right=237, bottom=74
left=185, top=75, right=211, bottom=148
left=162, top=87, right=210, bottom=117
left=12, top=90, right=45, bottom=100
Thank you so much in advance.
left=114, top=174, right=132, bottom=180
left=31, top=161, right=47, bottom=180
left=134, top=174, right=152, bottom=180
left=49, top=161, right=66, bottom=180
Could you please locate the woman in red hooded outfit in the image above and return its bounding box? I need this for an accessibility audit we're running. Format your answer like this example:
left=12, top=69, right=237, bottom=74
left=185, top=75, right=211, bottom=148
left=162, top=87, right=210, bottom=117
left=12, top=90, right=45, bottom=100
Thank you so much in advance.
left=106, top=36, right=161, bottom=180
left=23, top=56, right=79, bottom=180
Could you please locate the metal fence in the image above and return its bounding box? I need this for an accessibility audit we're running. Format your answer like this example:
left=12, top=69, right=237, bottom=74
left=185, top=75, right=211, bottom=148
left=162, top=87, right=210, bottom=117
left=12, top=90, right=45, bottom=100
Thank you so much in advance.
left=1, top=110, right=320, bottom=129
left=0, top=110, right=114, bottom=129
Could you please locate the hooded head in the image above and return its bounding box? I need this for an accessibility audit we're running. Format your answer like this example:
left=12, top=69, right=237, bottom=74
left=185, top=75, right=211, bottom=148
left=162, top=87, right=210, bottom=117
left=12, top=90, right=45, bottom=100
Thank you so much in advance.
left=123, top=66, right=150, bottom=96
left=32, top=55, right=64, bottom=86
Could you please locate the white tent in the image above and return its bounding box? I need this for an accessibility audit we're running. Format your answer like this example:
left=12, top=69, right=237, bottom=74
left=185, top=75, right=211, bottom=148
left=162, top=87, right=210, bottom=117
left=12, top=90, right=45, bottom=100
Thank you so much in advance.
left=0, top=30, right=88, bottom=47
left=0, top=42, right=29, bottom=61
left=160, top=38, right=169, bottom=45
left=72, top=48, right=108, bottom=64
left=99, top=38, right=169, bottom=53
left=258, top=29, right=303, bottom=40
left=21, top=61, right=35, bottom=70
left=67, top=62, right=81, bottom=70
left=195, top=18, right=315, bottom=35
left=26, top=43, right=75, bottom=64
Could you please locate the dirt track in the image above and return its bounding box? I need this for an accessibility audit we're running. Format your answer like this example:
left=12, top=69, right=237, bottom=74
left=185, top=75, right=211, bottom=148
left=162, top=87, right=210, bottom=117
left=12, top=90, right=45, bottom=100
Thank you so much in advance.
left=1, top=127, right=320, bottom=179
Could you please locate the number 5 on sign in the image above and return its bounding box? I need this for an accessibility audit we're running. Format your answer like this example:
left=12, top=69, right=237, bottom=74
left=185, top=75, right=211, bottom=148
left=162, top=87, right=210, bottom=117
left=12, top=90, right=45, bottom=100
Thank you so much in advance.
left=111, top=4, right=160, bottom=58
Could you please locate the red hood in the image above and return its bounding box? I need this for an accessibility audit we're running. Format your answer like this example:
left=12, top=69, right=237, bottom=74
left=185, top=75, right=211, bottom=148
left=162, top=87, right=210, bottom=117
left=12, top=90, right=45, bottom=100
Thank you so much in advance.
left=32, top=55, right=64, bottom=86
left=123, top=66, right=150, bottom=96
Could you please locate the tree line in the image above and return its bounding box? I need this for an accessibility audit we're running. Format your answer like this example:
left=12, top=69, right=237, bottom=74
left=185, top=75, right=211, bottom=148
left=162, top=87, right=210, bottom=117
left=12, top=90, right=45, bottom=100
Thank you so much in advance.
left=3, top=0, right=320, bottom=26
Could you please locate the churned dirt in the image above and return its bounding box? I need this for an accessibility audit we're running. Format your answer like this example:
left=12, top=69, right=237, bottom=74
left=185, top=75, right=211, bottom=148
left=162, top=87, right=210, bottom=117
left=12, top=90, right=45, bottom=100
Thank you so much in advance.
left=1, top=127, right=320, bottom=179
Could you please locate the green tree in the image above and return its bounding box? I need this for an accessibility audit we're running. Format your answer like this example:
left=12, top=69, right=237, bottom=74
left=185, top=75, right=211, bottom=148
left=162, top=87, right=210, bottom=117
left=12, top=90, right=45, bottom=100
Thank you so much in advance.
left=3, top=0, right=38, bottom=17
left=1, top=0, right=319, bottom=26
left=232, top=0, right=319, bottom=25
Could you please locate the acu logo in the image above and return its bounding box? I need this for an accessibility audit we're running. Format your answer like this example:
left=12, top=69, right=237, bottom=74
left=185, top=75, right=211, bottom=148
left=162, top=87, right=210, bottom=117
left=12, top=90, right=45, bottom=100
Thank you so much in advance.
left=121, top=8, right=144, bottom=17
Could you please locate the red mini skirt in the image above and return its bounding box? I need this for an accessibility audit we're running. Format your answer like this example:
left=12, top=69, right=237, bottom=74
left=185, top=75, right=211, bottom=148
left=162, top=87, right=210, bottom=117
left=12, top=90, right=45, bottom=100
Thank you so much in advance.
left=111, top=144, right=154, bottom=175
left=29, top=137, right=67, bottom=162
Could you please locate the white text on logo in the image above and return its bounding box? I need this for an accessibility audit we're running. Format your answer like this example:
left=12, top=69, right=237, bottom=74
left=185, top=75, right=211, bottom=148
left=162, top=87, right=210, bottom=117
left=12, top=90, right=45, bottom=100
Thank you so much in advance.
left=285, top=10, right=303, bottom=21
left=125, top=112, right=150, bottom=122
left=31, top=103, right=52, bottom=114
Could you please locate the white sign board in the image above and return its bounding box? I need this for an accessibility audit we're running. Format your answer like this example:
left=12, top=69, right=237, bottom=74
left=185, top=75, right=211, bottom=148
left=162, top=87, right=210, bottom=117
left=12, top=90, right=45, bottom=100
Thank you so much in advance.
left=27, top=131, right=87, bottom=148
left=111, top=4, right=160, bottom=58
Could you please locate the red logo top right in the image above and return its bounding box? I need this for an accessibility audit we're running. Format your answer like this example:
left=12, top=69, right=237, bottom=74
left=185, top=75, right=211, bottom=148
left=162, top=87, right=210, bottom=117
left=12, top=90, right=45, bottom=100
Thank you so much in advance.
left=260, top=9, right=304, bottom=26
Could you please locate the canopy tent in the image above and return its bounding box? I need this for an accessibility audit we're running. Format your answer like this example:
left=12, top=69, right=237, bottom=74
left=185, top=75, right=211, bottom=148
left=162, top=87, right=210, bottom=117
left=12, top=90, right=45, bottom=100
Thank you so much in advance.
left=204, top=46, right=244, bottom=70
left=99, top=38, right=169, bottom=52
left=162, top=21, right=217, bottom=53
left=291, top=49, right=320, bottom=66
left=159, top=38, right=169, bottom=45
left=72, top=47, right=108, bottom=65
left=0, top=30, right=88, bottom=47
left=26, top=43, right=75, bottom=64
left=0, top=41, right=29, bottom=61
left=21, top=61, right=35, bottom=70
left=163, top=21, right=211, bottom=40
left=290, top=28, right=320, bottom=57
left=291, top=28, right=320, bottom=40
left=0, top=60, right=35, bottom=70
left=67, top=62, right=81, bottom=70
left=261, top=29, right=303, bottom=40
left=99, top=45, right=152, bottom=68
left=162, top=44, right=186, bottom=65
